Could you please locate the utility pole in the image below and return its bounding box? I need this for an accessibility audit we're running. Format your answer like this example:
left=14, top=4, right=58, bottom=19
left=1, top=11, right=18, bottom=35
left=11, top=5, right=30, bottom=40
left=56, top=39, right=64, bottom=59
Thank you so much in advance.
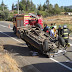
left=18, top=0, right=19, bottom=14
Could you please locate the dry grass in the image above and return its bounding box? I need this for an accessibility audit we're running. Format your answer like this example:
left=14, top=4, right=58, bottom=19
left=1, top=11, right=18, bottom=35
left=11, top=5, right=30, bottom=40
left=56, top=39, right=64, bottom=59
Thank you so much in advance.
left=43, top=15, right=72, bottom=31
left=0, top=39, right=22, bottom=72
left=0, top=53, right=22, bottom=72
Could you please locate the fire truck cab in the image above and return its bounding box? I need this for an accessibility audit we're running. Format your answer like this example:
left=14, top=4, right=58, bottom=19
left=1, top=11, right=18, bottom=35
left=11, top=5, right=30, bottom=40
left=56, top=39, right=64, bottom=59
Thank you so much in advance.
left=13, top=13, right=43, bottom=34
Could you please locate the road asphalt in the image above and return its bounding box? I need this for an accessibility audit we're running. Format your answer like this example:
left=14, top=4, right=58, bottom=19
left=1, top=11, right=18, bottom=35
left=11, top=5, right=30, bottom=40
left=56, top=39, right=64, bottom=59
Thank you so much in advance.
left=0, top=21, right=72, bottom=72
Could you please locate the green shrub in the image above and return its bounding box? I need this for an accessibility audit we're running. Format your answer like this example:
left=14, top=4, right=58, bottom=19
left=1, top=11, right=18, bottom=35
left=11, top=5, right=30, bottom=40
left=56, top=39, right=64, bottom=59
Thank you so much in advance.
left=6, top=17, right=13, bottom=21
left=0, top=10, right=9, bottom=20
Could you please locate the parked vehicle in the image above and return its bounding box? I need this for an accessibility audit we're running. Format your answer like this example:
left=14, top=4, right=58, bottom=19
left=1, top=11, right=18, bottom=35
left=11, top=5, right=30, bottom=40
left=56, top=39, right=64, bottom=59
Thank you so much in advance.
left=13, top=13, right=43, bottom=34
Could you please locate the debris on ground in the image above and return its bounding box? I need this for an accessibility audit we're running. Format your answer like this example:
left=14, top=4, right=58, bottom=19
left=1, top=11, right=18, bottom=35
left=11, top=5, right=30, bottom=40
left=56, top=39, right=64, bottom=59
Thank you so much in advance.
left=29, top=51, right=39, bottom=56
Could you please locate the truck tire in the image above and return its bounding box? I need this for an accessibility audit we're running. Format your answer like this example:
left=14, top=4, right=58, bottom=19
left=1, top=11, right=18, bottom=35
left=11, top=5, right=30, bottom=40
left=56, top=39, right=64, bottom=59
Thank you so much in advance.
left=35, top=23, right=42, bottom=29
left=43, top=40, right=49, bottom=52
left=58, top=36, right=66, bottom=47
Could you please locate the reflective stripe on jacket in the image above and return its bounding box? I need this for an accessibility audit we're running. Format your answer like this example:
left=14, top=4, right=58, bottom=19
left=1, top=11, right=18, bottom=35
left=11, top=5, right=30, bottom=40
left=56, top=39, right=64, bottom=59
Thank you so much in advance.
left=62, top=28, right=69, bottom=39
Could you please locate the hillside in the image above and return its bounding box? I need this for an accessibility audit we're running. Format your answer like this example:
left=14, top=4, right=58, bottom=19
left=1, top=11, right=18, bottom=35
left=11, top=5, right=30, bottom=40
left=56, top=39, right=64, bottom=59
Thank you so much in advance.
left=43, top=15, right=72, bottom=31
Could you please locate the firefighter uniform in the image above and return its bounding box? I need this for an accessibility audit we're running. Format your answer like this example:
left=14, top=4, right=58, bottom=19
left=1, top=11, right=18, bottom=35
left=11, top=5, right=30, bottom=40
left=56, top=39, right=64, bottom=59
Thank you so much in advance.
left=62, top=25, right=70, bottom=46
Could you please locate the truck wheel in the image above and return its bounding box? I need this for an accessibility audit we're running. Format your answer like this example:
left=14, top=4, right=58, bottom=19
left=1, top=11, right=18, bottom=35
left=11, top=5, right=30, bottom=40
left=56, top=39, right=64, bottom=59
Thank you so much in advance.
left=43, top=40, right=49, bottom=52
left=35, top=23, right=42, bottom=29
left=58, top=36, right=66, bottom=47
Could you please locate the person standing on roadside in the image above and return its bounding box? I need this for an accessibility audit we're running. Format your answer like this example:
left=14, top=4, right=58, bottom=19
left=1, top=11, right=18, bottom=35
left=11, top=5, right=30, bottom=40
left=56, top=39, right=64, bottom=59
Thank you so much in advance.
left=50, top=23, right=53, bottom=29
left=43, top=24, right=49, bottom=33
left=62, top=25, right=70, bottom=46
left=58, top=25, right=63, bottom=36
left=50, top=27, right=55, bottom=38
left=54, top=23, right=57, bottom=29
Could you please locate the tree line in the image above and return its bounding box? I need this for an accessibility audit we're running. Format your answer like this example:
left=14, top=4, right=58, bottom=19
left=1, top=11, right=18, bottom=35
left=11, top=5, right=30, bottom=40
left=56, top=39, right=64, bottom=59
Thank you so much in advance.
left=12, top=0, right=72, bottom=17
left=0, top=0, right=9, bottom=20
left=12, top=0, right=36, bottom=11
left=0, top=0, right=72, bottom=20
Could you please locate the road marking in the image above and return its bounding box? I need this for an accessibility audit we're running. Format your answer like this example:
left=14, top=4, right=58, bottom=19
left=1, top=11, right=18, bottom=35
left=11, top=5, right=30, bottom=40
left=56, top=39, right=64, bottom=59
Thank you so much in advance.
left=0, top=30, right=72, bottom=71
left=0, top=25, right=13, bottom=29
left=50, top=58, right=72, bottom=71
left=0, top=31, right=22, bottom=43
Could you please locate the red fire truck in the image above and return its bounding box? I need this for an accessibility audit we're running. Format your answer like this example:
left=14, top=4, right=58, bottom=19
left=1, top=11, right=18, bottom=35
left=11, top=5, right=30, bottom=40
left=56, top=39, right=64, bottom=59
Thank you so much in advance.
left=13, top=13, right=43, bottom=34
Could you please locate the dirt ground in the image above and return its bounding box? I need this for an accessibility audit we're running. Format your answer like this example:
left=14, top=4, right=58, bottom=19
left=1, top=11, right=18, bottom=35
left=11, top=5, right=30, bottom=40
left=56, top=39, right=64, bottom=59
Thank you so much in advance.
left=43, top=15, right=72, bottom=31
left=0, top=40, right=22, bottom=72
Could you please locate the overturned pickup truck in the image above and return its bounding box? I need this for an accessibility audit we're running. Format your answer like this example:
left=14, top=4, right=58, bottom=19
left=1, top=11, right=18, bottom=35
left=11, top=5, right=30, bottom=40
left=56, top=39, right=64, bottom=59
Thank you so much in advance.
left=16, top=25, right=68, bottom=57
left=13, top=14, right=68, bottom=57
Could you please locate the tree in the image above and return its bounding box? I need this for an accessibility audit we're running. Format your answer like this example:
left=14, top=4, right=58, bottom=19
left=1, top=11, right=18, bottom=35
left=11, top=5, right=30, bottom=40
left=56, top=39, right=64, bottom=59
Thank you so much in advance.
left=0, top=0, right=7, bottom=11
left=0, top=5, right=2, bottom=10
left=30, top=0, right=35, bottom=11
left=54, top=4, right=61, bottom=14
left=1, top=0, right=7, bottom=11
left=0, top=10, right=9, bottom=20
left=64, top=7, right=72, bottom=12
left=4, top=10, right=9, bottom=20
left=38, top=4, right=43, bottom=11
left=43, top=3, right=47, bottom=11
left=12, top=3, right=14, bottom=10
left=48, top=4, right=53, bottom=15
left=13, top=0, right=36, bottom=11
left=19, top=2, right=24, bottom=10
left=49, top=4, right=53, bottom=10
left=26, top=0, right=30, bottom=11
left=13, top=4, right=18, bottom=10
left=46, top=0, right=49, bottom=9
left=1, top=0, right=4, bottom=11
left=19, top=0, right=26, bottom=11
left=60, top=6, right=64, bottom=12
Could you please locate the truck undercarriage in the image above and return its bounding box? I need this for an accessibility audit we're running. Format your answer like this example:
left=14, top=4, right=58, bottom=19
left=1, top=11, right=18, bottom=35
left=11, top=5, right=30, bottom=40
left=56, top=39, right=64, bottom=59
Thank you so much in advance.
left=17, top=25, right=67, bottom=58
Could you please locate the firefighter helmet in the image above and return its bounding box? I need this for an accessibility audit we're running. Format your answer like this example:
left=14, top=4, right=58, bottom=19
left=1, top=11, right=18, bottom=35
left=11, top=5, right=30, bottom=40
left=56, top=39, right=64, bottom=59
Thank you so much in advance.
left=63, top=25, right=67, bottom=28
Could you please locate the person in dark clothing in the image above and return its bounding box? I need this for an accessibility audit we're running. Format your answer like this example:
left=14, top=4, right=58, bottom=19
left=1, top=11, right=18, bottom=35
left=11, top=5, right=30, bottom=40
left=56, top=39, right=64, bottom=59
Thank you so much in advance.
left=57, top=25, right=63, bottom=47
left=43, top=24, right=49, bottom=32
left=62, top=25, right=70, bottom=46
left=58, top=25, right=63, bottom=36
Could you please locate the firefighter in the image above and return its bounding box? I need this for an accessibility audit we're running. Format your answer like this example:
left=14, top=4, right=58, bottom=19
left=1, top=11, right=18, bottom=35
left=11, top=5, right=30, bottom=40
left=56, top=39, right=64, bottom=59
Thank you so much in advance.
left=62, top=25, right=70, bottom=46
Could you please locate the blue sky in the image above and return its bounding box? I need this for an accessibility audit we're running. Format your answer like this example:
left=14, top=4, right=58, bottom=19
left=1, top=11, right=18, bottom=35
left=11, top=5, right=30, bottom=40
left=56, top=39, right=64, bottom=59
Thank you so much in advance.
left=0, top=0, right=72, bottom=10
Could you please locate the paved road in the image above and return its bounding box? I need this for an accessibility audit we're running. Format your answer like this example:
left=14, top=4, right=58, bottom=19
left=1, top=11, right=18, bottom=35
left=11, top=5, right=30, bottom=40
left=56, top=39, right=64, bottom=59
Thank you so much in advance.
left=0, top=21, right=72, bottom=72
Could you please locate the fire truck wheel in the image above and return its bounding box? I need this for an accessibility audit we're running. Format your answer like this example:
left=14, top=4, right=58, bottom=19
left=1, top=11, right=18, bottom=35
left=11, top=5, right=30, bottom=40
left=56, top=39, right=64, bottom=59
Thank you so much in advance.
left=43, top=39, right=49, bottom=52
left=35, top=23, right=42, bottom=29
